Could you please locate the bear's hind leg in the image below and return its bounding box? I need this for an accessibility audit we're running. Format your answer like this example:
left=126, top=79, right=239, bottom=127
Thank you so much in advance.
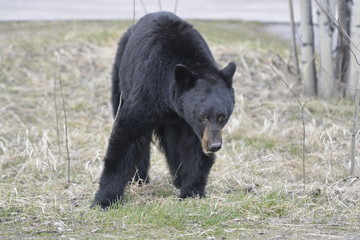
left=130, top=133, right=151, bottom=184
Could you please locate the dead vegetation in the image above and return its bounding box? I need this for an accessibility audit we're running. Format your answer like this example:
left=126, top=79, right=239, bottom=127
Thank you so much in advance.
left=0, top=20, right=359, bottom=239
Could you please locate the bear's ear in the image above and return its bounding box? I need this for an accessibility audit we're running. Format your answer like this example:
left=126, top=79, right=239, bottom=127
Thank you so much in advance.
left=221, top=62, right=236, bottom=87
left=175, top=64, right=197, bottom=88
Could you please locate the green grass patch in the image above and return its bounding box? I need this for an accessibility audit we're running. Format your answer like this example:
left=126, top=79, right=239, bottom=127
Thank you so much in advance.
left=0, top=188, right=296, bottom=239
left=306, top=100, right=354, bottom=121
left=230, top=134, right=277, bottom=151
left=244, top=136, right=277, bottom=150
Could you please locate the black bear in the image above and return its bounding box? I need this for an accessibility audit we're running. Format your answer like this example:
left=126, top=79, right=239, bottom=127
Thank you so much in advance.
left=93, top=12, right=236, bottom=208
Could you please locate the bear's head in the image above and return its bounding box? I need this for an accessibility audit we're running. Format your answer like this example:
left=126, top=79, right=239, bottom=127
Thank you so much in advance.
left=174, top=62, right=236, bottom=155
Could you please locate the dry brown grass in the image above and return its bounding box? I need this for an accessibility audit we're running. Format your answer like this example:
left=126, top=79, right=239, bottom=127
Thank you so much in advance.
left=0, top=20, right=359, bottom=239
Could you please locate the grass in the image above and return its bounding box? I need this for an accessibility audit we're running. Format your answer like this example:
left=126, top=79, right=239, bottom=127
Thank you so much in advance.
left=0, top=19, right=359, bottom=239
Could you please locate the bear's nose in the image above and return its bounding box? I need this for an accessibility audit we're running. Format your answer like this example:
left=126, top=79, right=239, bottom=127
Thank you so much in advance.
left=208, top=143, right=222, bottom=152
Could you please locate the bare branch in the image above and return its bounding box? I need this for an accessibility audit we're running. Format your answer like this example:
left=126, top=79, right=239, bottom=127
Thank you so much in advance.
left=270, top=65, right=302, bottom=107
left=140, top=0, right=147, bottom=14
left=56, top=53, right=71, bottom=188
left=158, top=0, right=162, bottom=11
left=174, top=0, right=179, bottom=14
left=132, top=0, right=136, bottom=35
left=53, top=69, right=61, bottom=165
left=314, top=56, right=336, bottom=82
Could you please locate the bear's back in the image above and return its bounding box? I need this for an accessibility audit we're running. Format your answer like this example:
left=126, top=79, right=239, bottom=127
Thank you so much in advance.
left=135, top=12, right=190, bottom=38
left=128, top=12, right=215, bottom=67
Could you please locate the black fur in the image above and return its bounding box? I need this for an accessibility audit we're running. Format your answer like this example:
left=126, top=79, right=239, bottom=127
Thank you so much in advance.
left=93, top=12, right=236, bottom=208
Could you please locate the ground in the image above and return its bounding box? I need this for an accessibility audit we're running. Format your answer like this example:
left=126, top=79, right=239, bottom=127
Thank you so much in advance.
left=0, top=20, right=359, bottom=239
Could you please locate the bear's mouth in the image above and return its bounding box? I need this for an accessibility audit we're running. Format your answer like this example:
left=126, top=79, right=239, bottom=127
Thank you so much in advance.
left=203, top=149, right=216, bottom=156
left=202, top=144, right=222, bottom=156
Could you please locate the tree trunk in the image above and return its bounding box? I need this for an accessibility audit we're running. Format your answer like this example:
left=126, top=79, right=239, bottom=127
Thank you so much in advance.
left=335, top=0, right=351, bottom=97
left=289, top=0, right=301, bottom=82
left=300, top=0, right=317, bottom=97
left=350, top=71, right=360, bottom=175
left=317, top=0, right=336, bottom=100
left=346, top=0, right=360, bottom=99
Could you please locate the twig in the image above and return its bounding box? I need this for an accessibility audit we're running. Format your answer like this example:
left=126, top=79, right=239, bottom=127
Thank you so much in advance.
left=132, top=0, right=136, bottom=35
left=158, top=0, right=162, bottom=11
left=314, top=55, right=337, bottom=82
left=140, top=0, right=147, bottom=14
left=350, top=70, right=360, bottom=175
left=57, top=57, right=71, bottom=188
left=54, top=70, right=61, bottom=165
left=288, top=0, right=301, bottom=82
left=174, top=0, right=179, bottom=14
left=270, top=65, right=308, bottom=189
left=32, top=230, right=58, bottom=234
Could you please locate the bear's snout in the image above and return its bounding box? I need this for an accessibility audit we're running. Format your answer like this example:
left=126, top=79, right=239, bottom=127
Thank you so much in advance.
left=201, top=126, right=222, bottom=155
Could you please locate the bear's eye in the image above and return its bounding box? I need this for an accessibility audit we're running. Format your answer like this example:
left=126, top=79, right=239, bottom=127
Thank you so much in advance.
left=218, top=114, right=226, bottom=122
left=199, top=114, right=208, bottom=122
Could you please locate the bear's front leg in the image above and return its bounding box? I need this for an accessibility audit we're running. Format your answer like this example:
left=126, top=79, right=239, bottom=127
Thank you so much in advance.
left=92, top=106, right=153, bottom=209
left=92, top=132, right=135, bottom=208
left=177, top=143, right=215, bottom=199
